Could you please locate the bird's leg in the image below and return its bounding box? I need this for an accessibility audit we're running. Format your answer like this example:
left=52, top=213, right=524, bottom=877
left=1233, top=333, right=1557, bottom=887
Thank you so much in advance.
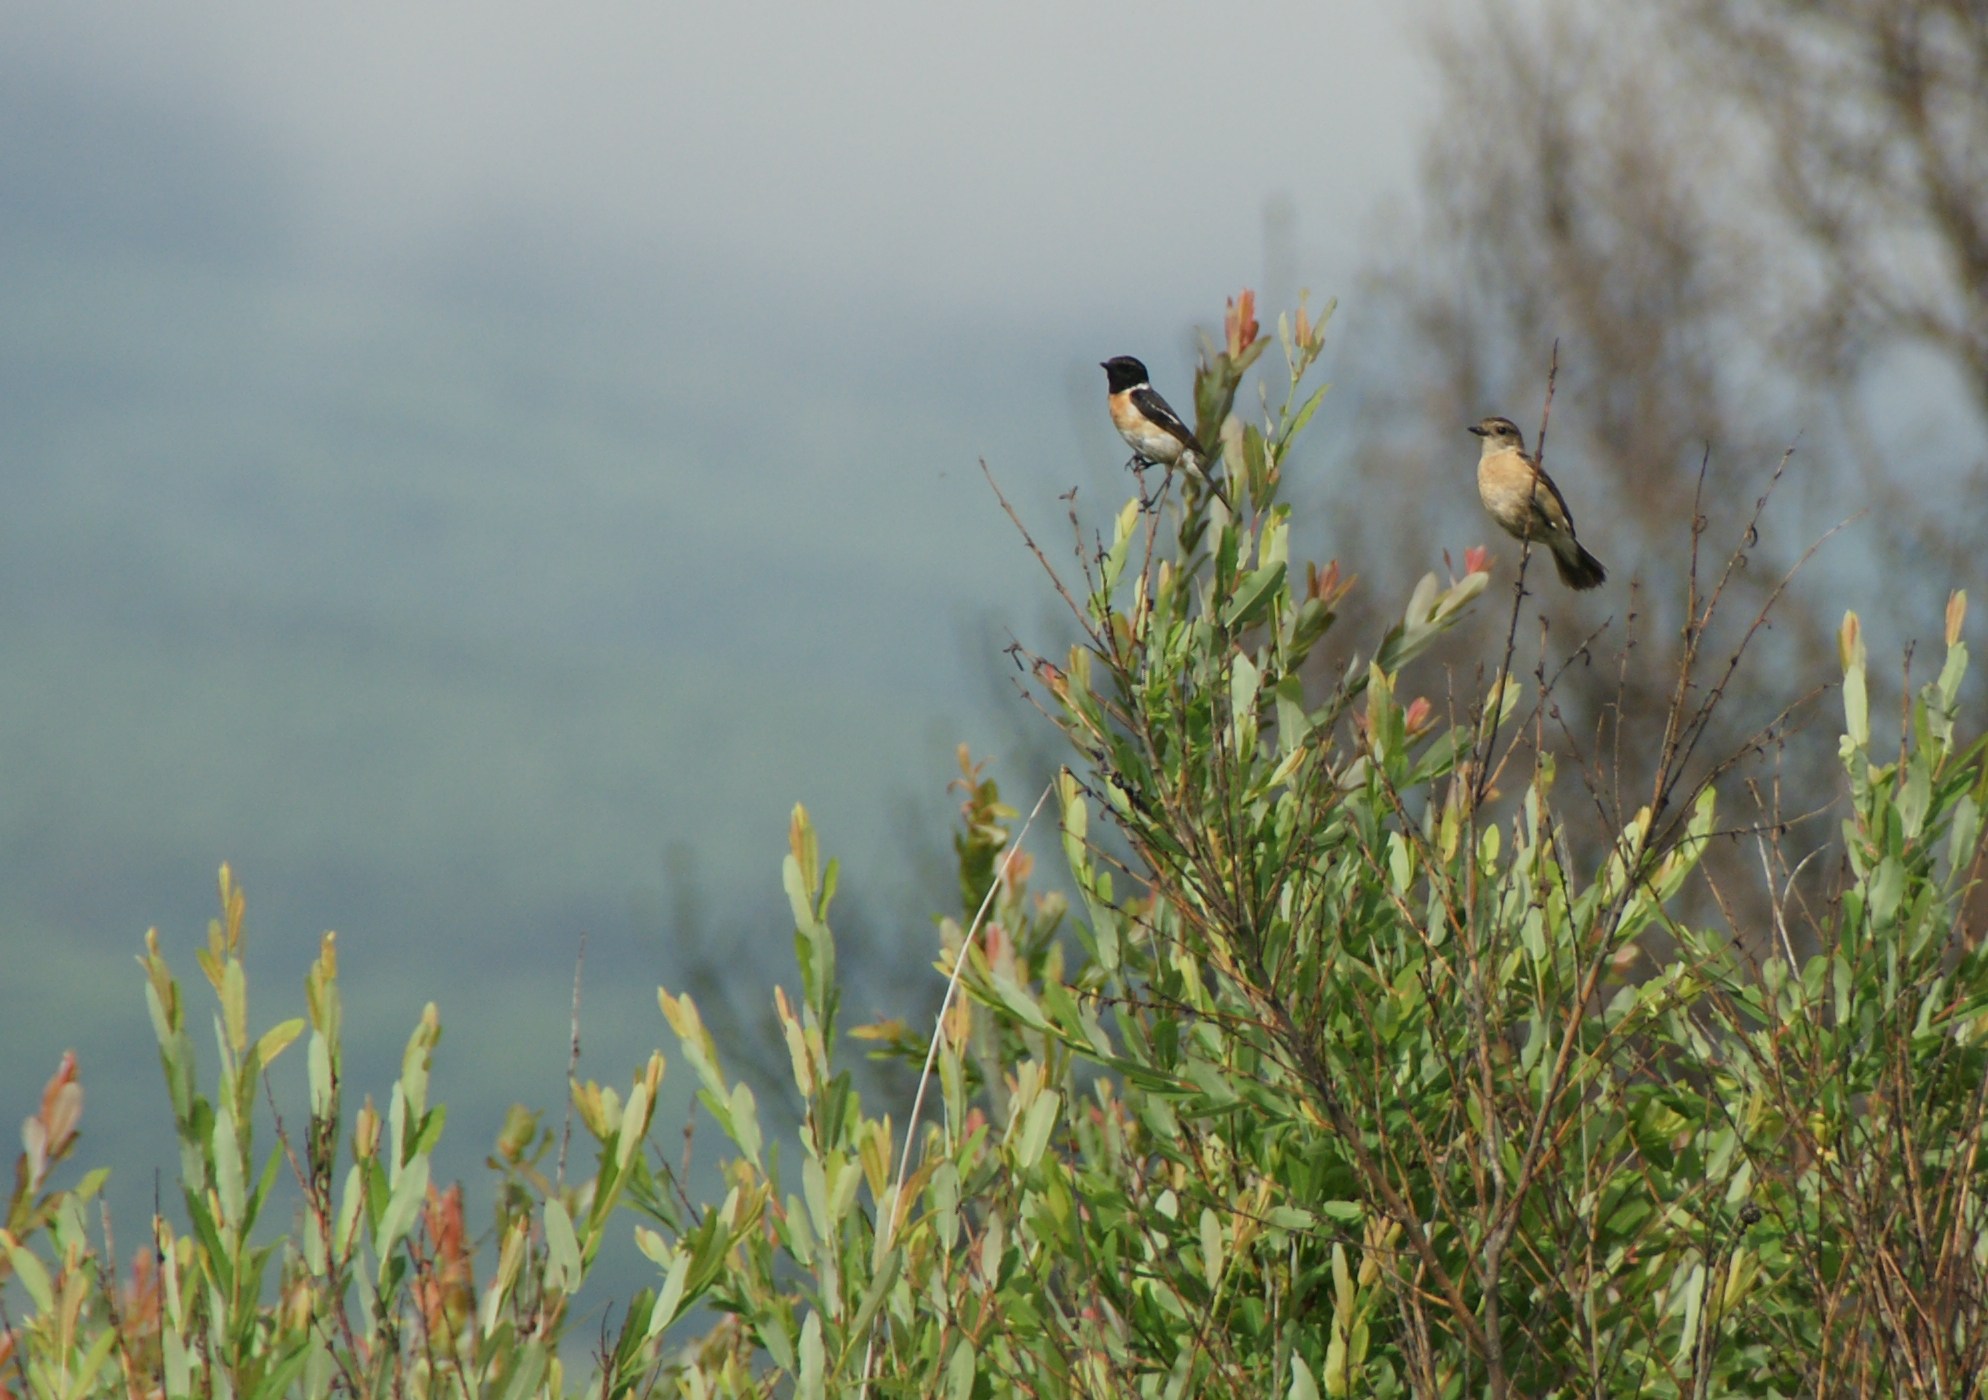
left=1126, top=453, right=1161, bottom=512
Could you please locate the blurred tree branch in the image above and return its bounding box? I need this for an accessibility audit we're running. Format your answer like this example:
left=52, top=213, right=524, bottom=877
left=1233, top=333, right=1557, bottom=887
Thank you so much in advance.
left=1676, top=0, right=1988, bottom=412
left=1338, top=0, right=1986, bottom=893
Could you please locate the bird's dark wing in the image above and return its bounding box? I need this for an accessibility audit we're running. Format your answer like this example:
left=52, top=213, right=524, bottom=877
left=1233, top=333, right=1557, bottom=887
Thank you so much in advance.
left=1528, top=462, right=1581, bottom=534
left=1131, top=385, right=1201, bottom=453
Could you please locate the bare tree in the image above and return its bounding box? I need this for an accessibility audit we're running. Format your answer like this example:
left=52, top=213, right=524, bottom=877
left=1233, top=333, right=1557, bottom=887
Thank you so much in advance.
left=1331, top=0, right=1985, bottom=888
left=1673, top=0, right=1988, bottom=574
left=1677, top=0, right=1988, bottom=418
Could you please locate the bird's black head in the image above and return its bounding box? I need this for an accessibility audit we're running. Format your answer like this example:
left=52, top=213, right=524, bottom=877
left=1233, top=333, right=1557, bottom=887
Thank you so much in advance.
left=1101, top=356, right=1150, bottom=393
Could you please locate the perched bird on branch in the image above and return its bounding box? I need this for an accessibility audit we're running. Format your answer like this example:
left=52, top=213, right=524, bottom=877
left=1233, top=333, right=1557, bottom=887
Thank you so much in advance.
left=1102, top=355, right=1228, bottom=505
left=1468, top=415, right=1606, bottom=590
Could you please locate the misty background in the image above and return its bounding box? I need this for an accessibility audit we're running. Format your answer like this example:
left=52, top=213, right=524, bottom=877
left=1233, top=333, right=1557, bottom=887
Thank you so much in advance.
left=0, top=2, right=1430, bottom=1235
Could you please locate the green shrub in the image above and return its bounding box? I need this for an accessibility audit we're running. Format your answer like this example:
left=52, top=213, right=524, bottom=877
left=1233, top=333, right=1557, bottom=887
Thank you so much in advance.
left=3, top=296, right=1984, bottom=1397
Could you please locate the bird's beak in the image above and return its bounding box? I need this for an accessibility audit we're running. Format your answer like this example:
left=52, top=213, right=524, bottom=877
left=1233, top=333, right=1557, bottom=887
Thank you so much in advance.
left=1467, top=425, right=1486, bottom=437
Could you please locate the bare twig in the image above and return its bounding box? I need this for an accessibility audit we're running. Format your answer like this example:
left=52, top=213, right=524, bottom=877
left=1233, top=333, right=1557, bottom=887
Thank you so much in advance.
left=982, top=460, right=1091, bottom=630
left=558, top=932, right=586, bottom=1188
left=859, top=776, right=1058, bottom=1395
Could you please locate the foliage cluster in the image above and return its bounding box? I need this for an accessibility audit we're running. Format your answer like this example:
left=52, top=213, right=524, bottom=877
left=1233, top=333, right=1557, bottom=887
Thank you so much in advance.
left=3, top=297, right=1986, bottom=1397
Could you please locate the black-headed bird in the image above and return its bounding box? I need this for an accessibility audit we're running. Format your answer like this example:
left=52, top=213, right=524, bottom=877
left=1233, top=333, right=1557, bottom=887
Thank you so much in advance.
left=1102, top=355, right=1227, bottom=504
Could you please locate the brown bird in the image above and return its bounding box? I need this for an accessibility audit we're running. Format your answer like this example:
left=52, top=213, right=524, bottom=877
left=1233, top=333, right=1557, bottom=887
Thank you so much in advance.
left=1468, top=415, right=1606, bottom=590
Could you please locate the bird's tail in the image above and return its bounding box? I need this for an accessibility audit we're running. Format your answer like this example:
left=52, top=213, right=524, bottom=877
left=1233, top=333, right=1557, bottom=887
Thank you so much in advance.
left=1185, top=448, right=1232, bottom=508
left=1552, top=538, right=1607, bottom=590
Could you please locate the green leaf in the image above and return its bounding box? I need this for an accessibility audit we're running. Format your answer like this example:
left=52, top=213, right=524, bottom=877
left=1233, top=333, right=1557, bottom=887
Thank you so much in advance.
left=987, top=970, right=1050, bottom=1031
left=845, top=1245, right=904, bottom=1356
left=374, top=1152, right=429, bottom=1262
left=307, top=1033, right=335, bottom=1119
left=1842, top=612, right=1869, bottom=749
left=1292, top=1352, right=1322, bottom=1400
left=1899, top=761, right=1932, bottom=840
left=245, top=1340, right=310, bottom=1400
left=72, top=1324, right=120, bottom=1398
left=1278, top=383, right=1329, bottom=452
left=253, top=1018, right=305, bottom=1071
left=212, top=1102, right=246, bottom=1231
left=1199, top=1207, right=1225, bottom=1290
left=1015, top=1089, right=1061, bottom=1170
left=616, top=1077, right=652, bottom=1178
left=494, top=1344, right=549, bottom=1400
left=333, top=1162, right=366, bottom=1256
left=219, top=958, right=248, bottom=1055
left=6, top=1243, right=53, bottom=1312
left=729, top=1082, right=763, bottom=1168
left=1095, top=503, right=1140, bottom=605
left=798, top=1312, right=826, bottom=1400
left=1222, top=562, right=1286, bottom=629
left=945, top=1335, right=977, bottom=1400
left=648, top=1243, right=693, bottom=1338
left=543, top=1198, right=584, bottom=1295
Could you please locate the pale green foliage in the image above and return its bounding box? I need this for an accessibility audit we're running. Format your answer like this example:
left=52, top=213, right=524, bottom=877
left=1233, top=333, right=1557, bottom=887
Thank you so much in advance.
left=2, top=301, right=1985, bottom=1397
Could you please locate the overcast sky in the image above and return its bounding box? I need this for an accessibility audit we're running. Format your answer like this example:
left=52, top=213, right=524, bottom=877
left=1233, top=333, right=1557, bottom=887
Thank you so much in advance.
left=6, top=2, right=1430, bottom=314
